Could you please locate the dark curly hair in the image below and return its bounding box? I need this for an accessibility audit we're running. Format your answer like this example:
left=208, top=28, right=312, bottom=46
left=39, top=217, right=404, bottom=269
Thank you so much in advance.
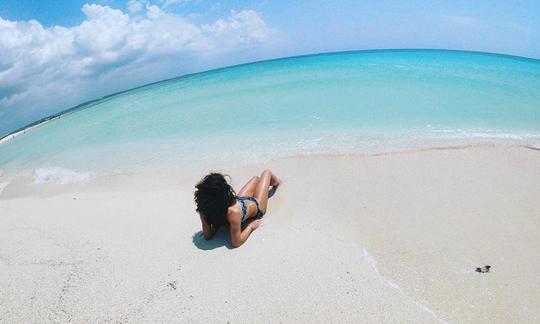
left=194, top=173, right=237, bottom=227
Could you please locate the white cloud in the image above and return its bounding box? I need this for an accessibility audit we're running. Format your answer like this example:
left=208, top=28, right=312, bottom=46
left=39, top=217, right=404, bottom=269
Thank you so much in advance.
left=160, top=0, right=190, bottom=9
left=127, top=0, right=145, bottom=13
left=202, top=10, right=275, bottom=49
left=445, top=15, right=482, bottom=27
left=0, top=4, right=277, bottom=135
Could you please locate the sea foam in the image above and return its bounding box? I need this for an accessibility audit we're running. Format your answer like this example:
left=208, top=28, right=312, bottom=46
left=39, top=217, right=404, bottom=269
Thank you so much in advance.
left=33, top=167, right=96, bottom=184
left=0, top=182, right=8, bottom=195
left=362, top=248, right=448, bottom=323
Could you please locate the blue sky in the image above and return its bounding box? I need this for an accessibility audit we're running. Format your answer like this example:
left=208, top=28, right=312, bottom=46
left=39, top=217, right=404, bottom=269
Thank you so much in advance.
left=0, top=0, right=539, bottom=136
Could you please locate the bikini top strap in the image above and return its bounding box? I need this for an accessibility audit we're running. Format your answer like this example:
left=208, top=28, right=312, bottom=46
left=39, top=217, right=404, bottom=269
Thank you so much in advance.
left=237, top=197, right=248, bottom=221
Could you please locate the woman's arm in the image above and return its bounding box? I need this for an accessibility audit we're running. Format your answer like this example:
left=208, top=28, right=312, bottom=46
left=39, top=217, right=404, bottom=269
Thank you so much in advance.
left=200, top=213, right=217, bottom=240
left=230, top=219, right=262, bottom=248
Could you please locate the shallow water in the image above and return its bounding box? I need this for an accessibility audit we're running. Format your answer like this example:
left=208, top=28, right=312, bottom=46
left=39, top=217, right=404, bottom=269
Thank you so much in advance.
left=0, top=50, right=539, bottom=178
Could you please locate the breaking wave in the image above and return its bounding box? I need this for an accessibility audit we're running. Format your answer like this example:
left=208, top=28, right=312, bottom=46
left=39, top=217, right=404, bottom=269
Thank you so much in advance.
left=33, top=167, right=96, bottom=184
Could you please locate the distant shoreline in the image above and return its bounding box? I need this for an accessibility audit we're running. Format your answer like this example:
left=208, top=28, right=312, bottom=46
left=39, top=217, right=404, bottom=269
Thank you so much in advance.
left=0, top=96, right=106, bottom=145
left=0, top=117, right=57, bottom=145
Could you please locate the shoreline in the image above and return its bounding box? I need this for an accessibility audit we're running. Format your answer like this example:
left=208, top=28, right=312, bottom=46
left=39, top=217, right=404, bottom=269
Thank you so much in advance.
left=1, top=137, right=539, bottom=168
left=0, top=142, right=539, bottom=198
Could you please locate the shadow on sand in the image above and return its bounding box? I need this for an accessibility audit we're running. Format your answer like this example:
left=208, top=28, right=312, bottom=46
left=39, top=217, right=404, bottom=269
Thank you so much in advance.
left=192, top=228, right=235, bottom=250
left=192, top=218, right=260, bottom=250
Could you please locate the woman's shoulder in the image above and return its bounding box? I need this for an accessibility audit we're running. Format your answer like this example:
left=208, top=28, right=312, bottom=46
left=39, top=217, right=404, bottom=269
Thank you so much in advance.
left=227, top=203, right=240, bottom=225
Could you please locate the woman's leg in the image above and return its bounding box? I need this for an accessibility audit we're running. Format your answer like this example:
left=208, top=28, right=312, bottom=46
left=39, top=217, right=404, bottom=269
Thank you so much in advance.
left=238, top=176, right=259, bottom=197
left=254, top=169, right=279, bottom=213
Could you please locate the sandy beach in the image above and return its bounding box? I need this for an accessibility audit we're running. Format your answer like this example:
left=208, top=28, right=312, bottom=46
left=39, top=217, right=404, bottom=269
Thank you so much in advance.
left=1, top=145, right=539, bottom=323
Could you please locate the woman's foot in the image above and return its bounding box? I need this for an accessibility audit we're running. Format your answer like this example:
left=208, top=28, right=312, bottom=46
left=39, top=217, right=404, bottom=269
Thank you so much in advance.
left=268, top=177, right=281, bottom=198
left=270, top=174, right=281, bottom=187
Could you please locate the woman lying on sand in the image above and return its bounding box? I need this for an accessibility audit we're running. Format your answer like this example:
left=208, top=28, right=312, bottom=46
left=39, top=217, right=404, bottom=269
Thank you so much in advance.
left=194, top=169, right=280, bottom=247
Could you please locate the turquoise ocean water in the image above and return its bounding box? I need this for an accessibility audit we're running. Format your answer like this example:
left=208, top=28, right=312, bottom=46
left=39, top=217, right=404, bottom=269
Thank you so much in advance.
left=0, top=50, right=539, bottom=181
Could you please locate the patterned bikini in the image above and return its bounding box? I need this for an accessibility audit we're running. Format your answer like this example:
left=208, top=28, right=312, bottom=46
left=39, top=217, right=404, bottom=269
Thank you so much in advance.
left=236, top=196, right=264, bottom=221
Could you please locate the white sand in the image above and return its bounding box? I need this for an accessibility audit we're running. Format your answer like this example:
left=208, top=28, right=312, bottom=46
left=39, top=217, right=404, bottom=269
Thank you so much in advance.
left=0, top=145, right=539, bottom=323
